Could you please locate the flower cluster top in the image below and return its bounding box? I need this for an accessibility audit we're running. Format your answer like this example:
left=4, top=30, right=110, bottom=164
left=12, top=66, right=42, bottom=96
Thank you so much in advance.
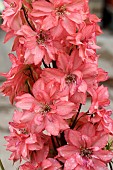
left=1, top=0, right=113, bottom=170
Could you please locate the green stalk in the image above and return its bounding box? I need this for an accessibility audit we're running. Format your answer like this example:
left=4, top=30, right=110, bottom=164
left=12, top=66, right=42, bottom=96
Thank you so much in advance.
left=0, top=159, right=5, bottom=170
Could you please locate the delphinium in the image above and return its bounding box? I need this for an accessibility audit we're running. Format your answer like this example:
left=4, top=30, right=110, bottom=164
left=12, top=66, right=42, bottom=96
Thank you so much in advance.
left=0, top=0, right=113, bottom=169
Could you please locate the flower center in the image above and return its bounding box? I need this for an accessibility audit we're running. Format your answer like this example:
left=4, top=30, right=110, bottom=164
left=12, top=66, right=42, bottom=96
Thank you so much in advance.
left=41, top=104, right=51, bottom=114
left=10, top=2, right=16, bottom=8
left=65, top=74, right=76, bottom=84
left=36, top=31, right=47, bottom=45
left=80, top=148, right=93, bottom=158
left=55, top=5, right=66, bottom=16
left=19, top=128, right=28, bottom=135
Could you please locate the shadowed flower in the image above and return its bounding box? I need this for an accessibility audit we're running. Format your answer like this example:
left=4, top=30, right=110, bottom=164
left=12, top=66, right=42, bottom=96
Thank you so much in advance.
left=0, top=53, right=41, bottom=103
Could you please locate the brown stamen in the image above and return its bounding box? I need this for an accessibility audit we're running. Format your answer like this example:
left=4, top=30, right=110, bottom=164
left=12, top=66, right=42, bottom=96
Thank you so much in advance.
left=19, top=128, right=28, bottom=135
left=41, top=104, right=51, bottom=114
left=65, top=74, right=76, bottom=84
left=55, top=5, right=66, bottom=16
left=10, top=2, right=16, bottom=8
left=80, top=148, right=93, bottom=158
left=36, top=31, right=47, bottom=44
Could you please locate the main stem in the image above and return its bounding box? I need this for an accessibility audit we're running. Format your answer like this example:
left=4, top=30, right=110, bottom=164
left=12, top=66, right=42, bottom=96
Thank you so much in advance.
left=71, top=103, right=82, bottom=129
left=109, top=162, right=113, bottom=170
left=0, top=160, right=5, bottom=170
left=22, top=5, right=35, bottom=31
left=51, top=136, right=58, bottom=155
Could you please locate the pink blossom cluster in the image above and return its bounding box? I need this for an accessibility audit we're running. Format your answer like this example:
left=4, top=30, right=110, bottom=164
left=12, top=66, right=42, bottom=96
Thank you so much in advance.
left=1, top=0, right=113, bottom=169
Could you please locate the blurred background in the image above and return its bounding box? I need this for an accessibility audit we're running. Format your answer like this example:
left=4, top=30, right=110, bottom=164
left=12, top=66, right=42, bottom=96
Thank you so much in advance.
left=0, top=0, right=113, bottom=169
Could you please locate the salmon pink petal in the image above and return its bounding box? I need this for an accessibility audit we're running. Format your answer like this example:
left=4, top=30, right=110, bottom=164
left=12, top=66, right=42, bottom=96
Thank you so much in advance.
left=41, top=159, right=52, bottom=169
left=69, top=50, right=82, bottom=70
left=13, top=110, right=34, bottom=123
left=31, top=10, right=48, bottom=17
left=98, top=86, right=110, bottom=106
left=82, top=63, right=98, bottom=78
left=24, top=50, right=34, bottom=64
left=94, top=150, right=113, bottom=162
left=32, top=1, right=53, bottom=13
left=67, top=0, right=84, bottom=11
left=42, top=158, right=61, bottom=169
left=81, top=123, right=95, bottom=137
left=67, top=12, right=83, bottom=24
left=21, top=144, right=28, bottom=158
left=25, top=134, right=37, bottom=144
left=41, top=68, right=64, bottom=82
left=64, top=156, right=77, bottom=170
left=92, top=159, right=108, bottom=170
left=58, top=145, right=77, bottom=159
left=78, top=80, right=87, bottom=93
left=51, top=24, right=63, bottom=38
left=42, top=15, right=58, bottom=30
left=4, top=30, right=14, bottom=43
left=75, top=165, right=88, bottom=170
left=68, top=130, right=82, bottom=147
left=16, top=25, right=35, bottom=37
left=16, top=94, right=37, bottom=110
left=70, top=91, right=86, bottom=104
left=35, top=90, right=50, bottom=104
left=34, top=114, right=44, bottom=126
left=62, top=17, right=75, bottom=35
left=56, top=101, right=75, bottom=116
left=33, top=79, right=45, bottom=92
left=57, top=115, right=69, bottom=130
left=28, top=144, right=42, bottom=151
left=34, top=47, right=44, bottom=65
left=45, top=114, right=60, bottom=136
left=57, top=53, right=69, bottom=72
left=92, top=134, right=108, bottom=149
left=97, top=68, right=108, bottom=82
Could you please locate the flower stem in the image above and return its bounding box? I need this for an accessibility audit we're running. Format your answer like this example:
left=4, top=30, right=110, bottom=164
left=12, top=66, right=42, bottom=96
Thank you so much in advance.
left=0, top=159, right=5, bottom=170
left=22, top=5, right=35, bottom=31
left=71, top=103, right=82, bottom=129
left=109, top=162, right=113, bottom=170
left=51, top=136, right=58, bottom=155
left=60, top=132, right=67, bottom=146
left=52, top=60, right=57, bottom=68
left=42, top=59, right=49, bottom=68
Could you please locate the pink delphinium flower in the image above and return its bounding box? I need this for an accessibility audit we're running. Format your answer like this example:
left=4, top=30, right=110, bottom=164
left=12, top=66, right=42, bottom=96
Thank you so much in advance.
left=16, top=25, right=63, bottom=65
left=41, top=50, right=98, bottom=104
left=1, top=0, right=23, bottom=42
left=89, top=85, right=110, bottom=112
left=57, top=123, right=113, bottom=170
left=16, top=79, right=75, bottom=135
left=2, top=0, right=22, bottom=25
left=5, top=123, right=44, bottom=162
left=89, top=108, right=113, bottom=134
left=5, top=110, right=49, bottom=162
left=19, top=158, right=61, bottom=170
left=19, top=162, right=36, bottom=170
left=97, top=68, right=109, bottom=83
left=67, top=24, right=100, bottom=61
left=31, top=0, right=89, bottom=35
